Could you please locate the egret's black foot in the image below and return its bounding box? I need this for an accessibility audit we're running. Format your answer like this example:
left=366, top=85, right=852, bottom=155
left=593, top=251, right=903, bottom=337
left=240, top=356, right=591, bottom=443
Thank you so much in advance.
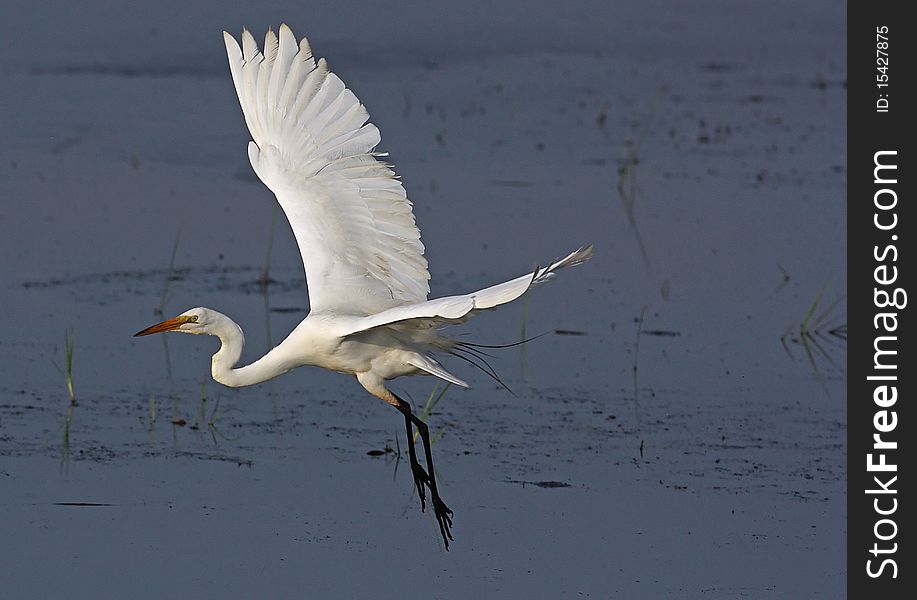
left=408, top=458, right=430, bottom=510
left=407, top=455, right=453, bottom=549
left=432, top=493, right=454, bottom=549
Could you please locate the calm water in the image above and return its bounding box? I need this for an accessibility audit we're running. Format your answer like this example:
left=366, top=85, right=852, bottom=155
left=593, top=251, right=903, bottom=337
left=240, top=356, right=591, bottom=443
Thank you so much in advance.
left=1, top=1, right=845, bottom=597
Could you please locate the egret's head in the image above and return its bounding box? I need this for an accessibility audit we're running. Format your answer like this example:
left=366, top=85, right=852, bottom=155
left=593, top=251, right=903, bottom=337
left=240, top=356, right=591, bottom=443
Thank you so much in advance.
left=134, top=307, right=213, bottom=337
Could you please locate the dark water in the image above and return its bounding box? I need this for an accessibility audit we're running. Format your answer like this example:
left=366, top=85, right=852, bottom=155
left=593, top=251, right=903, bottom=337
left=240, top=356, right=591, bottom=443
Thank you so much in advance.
left=1, top=1, right=845, bottom=597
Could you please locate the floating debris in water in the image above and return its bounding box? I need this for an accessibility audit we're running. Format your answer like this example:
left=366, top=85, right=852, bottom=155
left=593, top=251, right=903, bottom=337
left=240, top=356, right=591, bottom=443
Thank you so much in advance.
left=505, top=479, right=572, bottom=489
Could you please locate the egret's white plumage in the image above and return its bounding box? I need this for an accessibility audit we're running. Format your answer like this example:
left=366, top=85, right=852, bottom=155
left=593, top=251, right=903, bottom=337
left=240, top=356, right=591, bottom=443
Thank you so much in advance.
left=224, top=25, right=428, bottom=315
left=136, top=24, right=592, bottom=549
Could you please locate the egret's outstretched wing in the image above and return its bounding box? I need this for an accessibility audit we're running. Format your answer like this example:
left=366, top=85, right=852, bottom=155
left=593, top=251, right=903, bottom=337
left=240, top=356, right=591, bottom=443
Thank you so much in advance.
left=340, top=245, right=594, bottom=336
left=223, top=25, right=429, bottom=315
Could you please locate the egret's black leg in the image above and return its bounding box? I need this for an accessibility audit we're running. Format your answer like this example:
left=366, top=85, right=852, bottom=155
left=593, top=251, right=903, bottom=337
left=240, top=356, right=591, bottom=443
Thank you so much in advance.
left=408, top=410, right=454, bottom=546
left=399, top=405, right=428, bottom=510
left=393, top=393, right=454, bottom=549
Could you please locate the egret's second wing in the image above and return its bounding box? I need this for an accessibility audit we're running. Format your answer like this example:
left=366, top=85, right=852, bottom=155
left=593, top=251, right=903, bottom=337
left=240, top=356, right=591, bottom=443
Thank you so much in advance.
left=340, top=245, right=594, bottom=336
left=223, top=25, right=429, bottom=315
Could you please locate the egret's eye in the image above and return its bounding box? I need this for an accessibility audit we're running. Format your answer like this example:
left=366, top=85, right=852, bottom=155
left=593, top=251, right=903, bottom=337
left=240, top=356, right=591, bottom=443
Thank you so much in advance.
left=188, top=315, right=199, bottom=323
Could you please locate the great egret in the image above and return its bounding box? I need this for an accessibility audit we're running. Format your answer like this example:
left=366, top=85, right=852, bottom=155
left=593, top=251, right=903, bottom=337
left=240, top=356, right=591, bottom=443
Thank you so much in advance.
left=135, top=24, right=593, bottom=549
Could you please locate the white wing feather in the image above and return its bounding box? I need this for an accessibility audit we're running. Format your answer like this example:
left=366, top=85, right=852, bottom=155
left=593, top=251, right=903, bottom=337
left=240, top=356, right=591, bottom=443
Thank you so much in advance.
left=224, top=25, right=429, bottom=315
left=340, top=245, right=594, bottom=336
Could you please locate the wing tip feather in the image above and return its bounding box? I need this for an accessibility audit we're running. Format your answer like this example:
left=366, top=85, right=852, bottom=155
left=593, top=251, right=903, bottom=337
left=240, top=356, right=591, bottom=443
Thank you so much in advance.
left=223, top=30, right=242, bottom=57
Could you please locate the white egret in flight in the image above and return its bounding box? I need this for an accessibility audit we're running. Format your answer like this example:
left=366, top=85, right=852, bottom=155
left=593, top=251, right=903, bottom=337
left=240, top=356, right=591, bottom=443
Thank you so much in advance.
left=135, top=24, right=592, bottom=549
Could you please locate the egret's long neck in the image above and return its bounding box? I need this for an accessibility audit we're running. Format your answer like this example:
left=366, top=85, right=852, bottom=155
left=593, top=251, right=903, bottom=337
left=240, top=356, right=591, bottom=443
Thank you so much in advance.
left=209, top=314, right=292, bottom=388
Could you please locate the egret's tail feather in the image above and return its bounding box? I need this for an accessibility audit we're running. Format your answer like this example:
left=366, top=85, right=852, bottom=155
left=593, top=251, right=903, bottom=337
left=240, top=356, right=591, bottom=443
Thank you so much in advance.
left=407, top=355, right=470, bottom=388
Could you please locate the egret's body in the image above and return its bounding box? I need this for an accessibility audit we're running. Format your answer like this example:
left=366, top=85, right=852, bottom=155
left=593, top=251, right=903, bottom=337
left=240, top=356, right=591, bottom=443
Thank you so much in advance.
left=136, top=24, right=592, bottom=549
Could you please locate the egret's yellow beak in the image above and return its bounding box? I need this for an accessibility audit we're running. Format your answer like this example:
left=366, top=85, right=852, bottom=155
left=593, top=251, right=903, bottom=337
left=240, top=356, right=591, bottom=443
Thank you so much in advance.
left=134, top=315, right=196, bottom=337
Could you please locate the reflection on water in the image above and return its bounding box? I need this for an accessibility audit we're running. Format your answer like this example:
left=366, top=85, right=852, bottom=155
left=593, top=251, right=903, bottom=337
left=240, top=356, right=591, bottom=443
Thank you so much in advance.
left=59, top=403, right=73, bottom=474
left=146, top=394, right=157, bottom=445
